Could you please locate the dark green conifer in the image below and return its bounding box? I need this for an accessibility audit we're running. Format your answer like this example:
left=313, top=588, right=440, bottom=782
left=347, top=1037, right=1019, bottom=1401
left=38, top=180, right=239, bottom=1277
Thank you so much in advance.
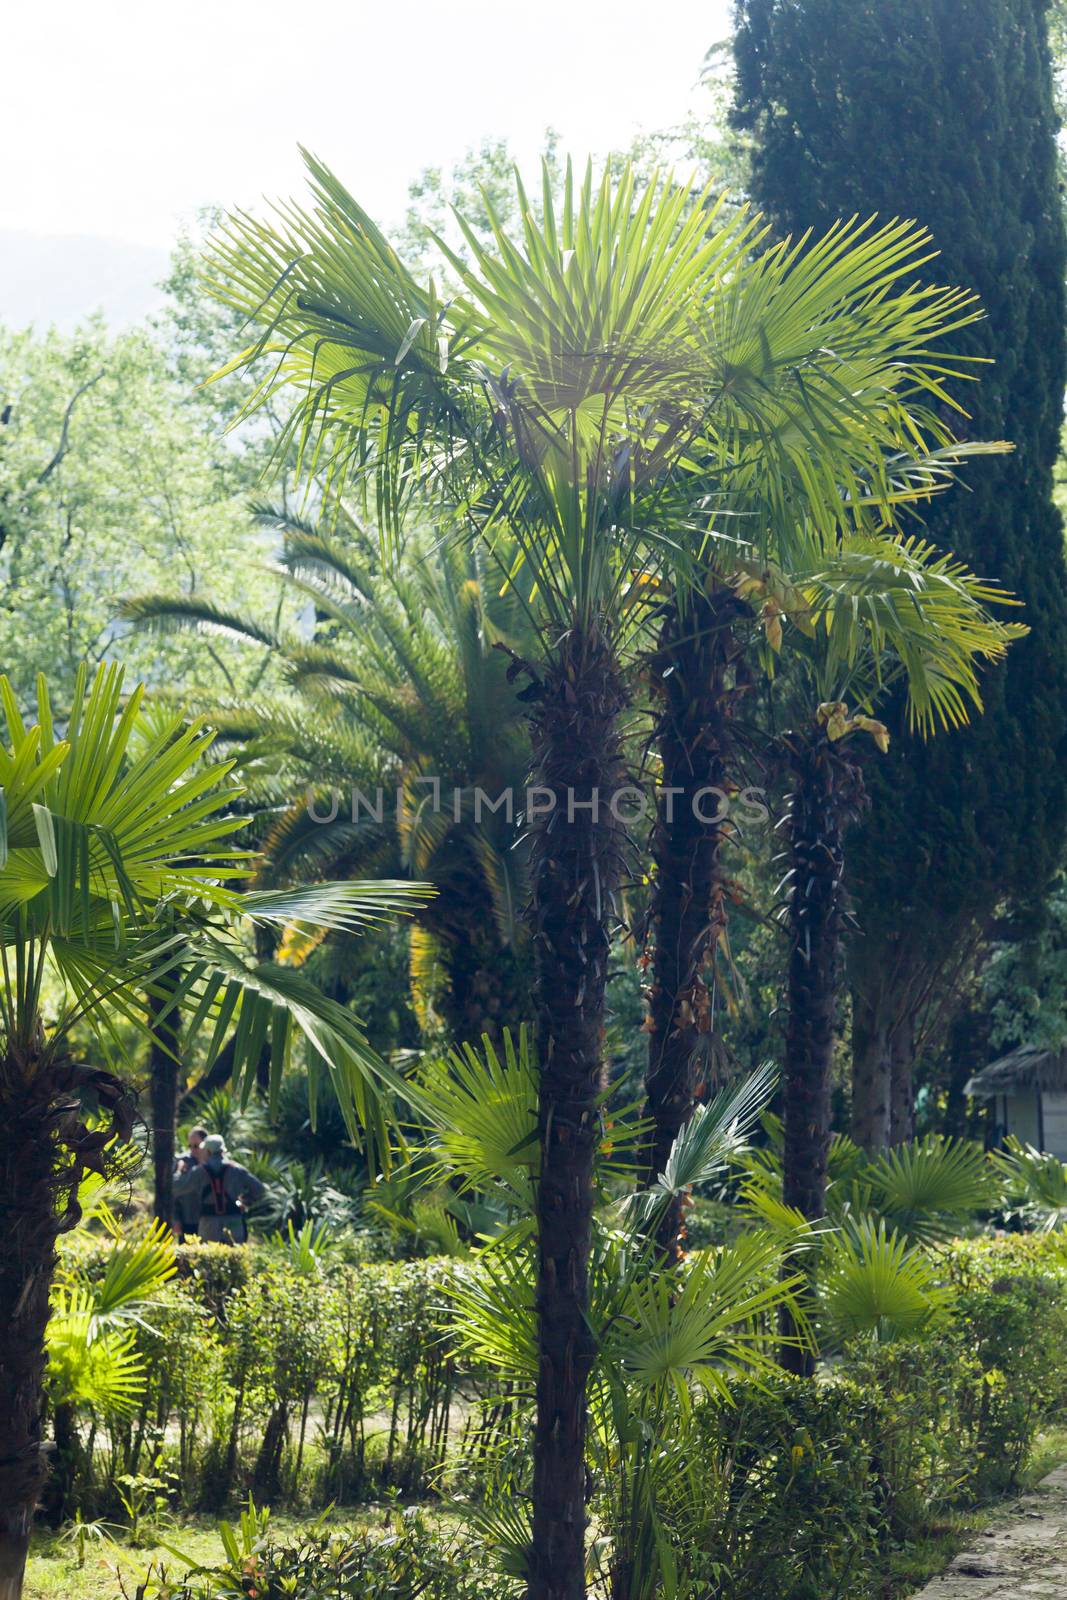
left=733, top=0, right=1067, bottom=1144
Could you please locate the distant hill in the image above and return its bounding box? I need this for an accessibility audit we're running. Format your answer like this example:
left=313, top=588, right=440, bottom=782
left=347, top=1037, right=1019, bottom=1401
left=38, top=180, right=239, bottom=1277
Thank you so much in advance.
left=0, top=230, right=170, bottom=331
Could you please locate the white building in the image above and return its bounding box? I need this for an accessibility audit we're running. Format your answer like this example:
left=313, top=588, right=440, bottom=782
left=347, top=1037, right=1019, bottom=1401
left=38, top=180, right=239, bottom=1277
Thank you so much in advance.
left=965, top=1044, right=1067, bottom=1159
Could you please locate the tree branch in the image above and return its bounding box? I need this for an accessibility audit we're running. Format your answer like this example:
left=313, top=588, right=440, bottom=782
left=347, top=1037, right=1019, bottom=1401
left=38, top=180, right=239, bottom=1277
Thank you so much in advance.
left=37, top=371, right=105, bottom=484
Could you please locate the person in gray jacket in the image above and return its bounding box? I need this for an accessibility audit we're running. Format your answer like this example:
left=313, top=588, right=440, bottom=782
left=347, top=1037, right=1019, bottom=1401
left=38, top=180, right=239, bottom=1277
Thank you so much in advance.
left=173, top=1134, right=265, bottom=1244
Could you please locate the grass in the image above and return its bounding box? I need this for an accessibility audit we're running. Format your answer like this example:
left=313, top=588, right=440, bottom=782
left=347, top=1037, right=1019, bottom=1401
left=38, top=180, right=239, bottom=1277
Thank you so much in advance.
left=25, top=1506, right=390, bottom=1600
left=1020, top=1422, right=1067, bottom=1486
left=886, top=1510, right=988, bottom=1597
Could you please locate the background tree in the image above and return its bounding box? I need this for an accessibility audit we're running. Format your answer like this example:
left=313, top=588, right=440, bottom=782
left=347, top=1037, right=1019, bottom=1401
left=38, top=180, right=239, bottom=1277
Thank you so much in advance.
left=732, top=0, right=1067, bottom=1147
left=126, top=516, right=537, bottom=1046
left=0, top=321, right=291, bottom=707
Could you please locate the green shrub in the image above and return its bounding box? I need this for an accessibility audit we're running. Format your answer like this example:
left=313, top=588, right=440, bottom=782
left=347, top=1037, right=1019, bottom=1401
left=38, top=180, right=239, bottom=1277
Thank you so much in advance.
left=159, top=1508, right=507, bottom=1600
left=49, top=1227, right=1067, bottom=1564
left=649, top=1375, right=884, bottom=1600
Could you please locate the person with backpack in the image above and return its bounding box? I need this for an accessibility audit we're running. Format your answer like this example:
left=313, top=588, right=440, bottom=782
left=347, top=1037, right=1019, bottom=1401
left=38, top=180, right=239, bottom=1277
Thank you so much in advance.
left=174, top=1133, right=265, bottom=1244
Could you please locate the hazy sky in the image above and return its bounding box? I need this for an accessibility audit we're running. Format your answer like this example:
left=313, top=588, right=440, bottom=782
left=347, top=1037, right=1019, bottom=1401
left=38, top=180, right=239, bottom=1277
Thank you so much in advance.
left=7, top=0, right=734, bottom=247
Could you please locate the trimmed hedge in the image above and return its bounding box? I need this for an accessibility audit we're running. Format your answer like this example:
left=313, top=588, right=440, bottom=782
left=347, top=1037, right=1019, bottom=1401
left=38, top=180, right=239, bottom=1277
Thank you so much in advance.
left=53, top=1230, right=1067, bottom=1597
left=652, top=1233, right=1067, bottom=1599
left=160, top=1509, right=508, bottom=1600
left=60, top=1242, right=473, bottom=1518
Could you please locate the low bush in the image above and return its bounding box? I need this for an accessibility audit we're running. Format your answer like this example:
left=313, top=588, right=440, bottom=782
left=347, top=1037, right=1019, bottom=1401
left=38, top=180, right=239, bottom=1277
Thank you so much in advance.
left=45, top=1227, right=1067, bottom=1597
left=675, top=1375, right=885, bottom=1600
left=156, top=1508, right=508, bottom=1600
left=54, top=1241, right=475, bottom=1520
left=640, top=1233, right=1067, bottom=1599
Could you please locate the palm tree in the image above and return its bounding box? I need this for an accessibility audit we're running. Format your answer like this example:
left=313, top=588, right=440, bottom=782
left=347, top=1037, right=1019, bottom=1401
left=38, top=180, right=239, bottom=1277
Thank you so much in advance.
left=124, top=514, right=536, bottom=1046
left=0, top=662, right=429, bottom=1599
left=641, top=223, right=1001, bottom=1263
left=758, top=534, right=1023, bottom=1370
left=200, top=151, right=1009, bottom=1597
left=203, top=150, right=789, bottom=1600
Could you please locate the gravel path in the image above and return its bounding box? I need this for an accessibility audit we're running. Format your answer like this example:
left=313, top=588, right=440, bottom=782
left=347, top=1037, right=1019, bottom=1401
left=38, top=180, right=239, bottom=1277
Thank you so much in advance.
left=915, top=1465, right=1067, bottom=1598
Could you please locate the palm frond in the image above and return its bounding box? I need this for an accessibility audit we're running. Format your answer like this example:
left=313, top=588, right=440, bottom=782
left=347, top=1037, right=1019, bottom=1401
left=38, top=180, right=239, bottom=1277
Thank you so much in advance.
left=118, top=594, right=285, bottom=651
left=601, top=1232, right=803, bottom=1409
left=993, top=1137, right=1067, bottom=1231
left=643, top=1061, right=777, bottom=1219
left=866, top=1135, right=1001, bottom=1242
left=241, top=878, right=435, bottom=934
left=417, top=1027, right=538, bottom=1212
left=818, top=1219, right=955, bottom=1346
left=776, top=533, right=1025, bottom=733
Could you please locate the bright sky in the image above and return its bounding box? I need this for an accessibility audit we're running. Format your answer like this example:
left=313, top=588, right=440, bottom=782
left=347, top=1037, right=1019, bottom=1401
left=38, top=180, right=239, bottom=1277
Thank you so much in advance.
left=6, top=0, right=733, bottom=247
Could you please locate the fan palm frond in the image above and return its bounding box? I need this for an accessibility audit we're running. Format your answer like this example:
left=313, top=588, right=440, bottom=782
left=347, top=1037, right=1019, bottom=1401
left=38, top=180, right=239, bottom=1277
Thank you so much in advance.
left=993, top=1137, right=1067, bottom=1231
left=818, top=1219, right=955, bottom=1345
left=601, top=1232, right=803, bottom=1410
left=778, top=533, right=1025, bottom=734
left=866, top=1135, right=1002, bottom=1243
left=417, top=1026, right=538, bottom=1212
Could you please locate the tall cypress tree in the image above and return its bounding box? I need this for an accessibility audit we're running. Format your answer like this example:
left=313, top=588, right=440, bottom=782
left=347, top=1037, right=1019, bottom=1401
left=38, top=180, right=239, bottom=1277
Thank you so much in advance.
left=733, top=0, right=1067, bottom=1145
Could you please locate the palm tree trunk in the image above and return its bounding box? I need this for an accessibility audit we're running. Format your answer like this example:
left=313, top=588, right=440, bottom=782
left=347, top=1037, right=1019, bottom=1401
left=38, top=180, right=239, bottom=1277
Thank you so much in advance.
left=889, top=1016, right=915, bottom=1145
left=780, top=726, right=863, bottom=1377
left=643, top=587, right=744, bottom=1262
left=849, top=986, right=891, bottom=1151
left=148, top=985, right=181, bottom=1227
left=526, top=623, right=628, bottom=1600
left=0, top=1075, right=64, bottom=1600
left=0, top=1052, right=132, bottom=1598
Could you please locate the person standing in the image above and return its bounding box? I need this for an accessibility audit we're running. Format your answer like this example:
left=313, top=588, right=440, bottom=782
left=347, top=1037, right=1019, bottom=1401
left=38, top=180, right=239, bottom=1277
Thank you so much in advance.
left=172, top=1125, right=207, bottom=1241
left=174, top=1134, right=264, bottom=1244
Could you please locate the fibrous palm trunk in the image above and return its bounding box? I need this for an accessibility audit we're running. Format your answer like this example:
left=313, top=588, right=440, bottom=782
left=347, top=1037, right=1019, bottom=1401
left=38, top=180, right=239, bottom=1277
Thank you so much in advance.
left=149, top=985, right=181, bottom=1227
left=0, top=1052, right=133, bottom=1599
left=0, top=1074, right=60, bottom=1600
left=643, top=587, right=744, bottom=1262
left=526, top=624, right=628, bottom=1600
left=780, top=727, right=863, bottom=1377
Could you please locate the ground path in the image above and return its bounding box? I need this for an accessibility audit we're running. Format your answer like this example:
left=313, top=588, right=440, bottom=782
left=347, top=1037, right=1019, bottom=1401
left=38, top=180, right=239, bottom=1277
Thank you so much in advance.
left=916, top=1465, right=1067, bottom=1598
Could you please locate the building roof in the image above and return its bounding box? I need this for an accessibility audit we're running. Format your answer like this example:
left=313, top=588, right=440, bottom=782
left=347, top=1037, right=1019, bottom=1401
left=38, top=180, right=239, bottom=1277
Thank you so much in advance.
left=965, top=1043, right=1067, bottom=1099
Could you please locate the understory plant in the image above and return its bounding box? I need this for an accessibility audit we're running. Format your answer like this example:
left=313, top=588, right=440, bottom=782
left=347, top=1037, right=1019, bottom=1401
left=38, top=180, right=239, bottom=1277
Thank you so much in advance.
left=0, top=662, right=430, bottom=1599
left=402, top=1035, right=803, bottom=1596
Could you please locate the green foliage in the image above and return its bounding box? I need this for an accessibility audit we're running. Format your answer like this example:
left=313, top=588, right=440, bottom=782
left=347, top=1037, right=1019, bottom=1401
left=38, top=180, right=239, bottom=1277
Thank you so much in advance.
left=124, top=515, right=537, bottom=1039
left=648, top=1375, right=885, bottom=1600
left=740, top=1129, right=1002, bottom=1246
left=995, top=1136, right=1067, bottom=1229
left=591, top=1232, right=1067, bottom=1597
left=159, top=1507, right=506, bottom=1600
left=46, top=1218, right=177, bottom=1417
left=48, top=1224, right=1067, bottom=1597
left=981, top=875, right=1067, bottom=1053
left=865, top=1136, right=1003, bottom=1243
left=55, top=1238, right=468, bottom=1516
left=0, top=320, right=285, bottom=706
left=818, top=1220, right=954, bottom=1347
left=0, top=662, right=432, bottom=1157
